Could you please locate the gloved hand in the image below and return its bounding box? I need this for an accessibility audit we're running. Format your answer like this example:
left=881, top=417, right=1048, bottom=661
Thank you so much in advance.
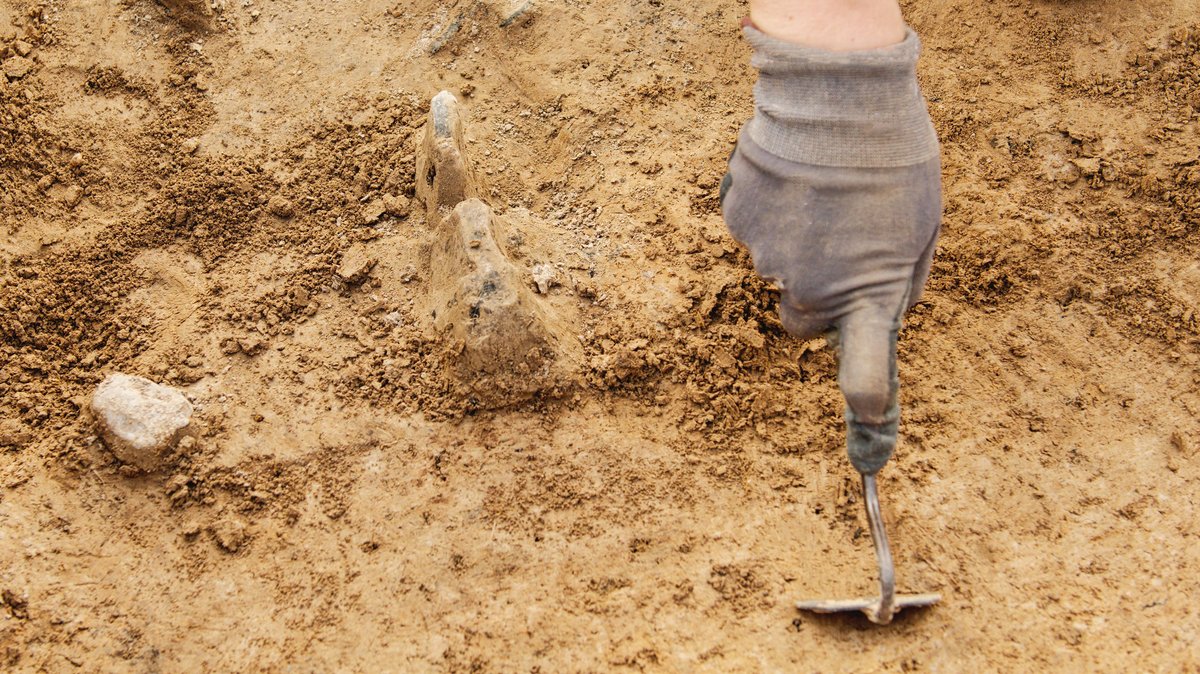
left=720, top=25, right=941, bottom=476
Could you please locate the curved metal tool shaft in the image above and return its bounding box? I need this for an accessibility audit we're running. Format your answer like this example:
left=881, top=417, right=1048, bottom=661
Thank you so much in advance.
left=795, top=473, right=941, bottom=623
left=862, top=473, right=896, bottom=624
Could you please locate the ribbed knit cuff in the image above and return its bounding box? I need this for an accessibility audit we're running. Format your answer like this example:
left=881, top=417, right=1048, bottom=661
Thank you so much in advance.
left=745, top=25, right=939, bottom=168
left=846, top=402, right=899, bottom=475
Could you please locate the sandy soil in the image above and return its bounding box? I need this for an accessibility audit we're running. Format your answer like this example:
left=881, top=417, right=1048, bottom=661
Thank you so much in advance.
left=2, top=0, right=1200, bottom=671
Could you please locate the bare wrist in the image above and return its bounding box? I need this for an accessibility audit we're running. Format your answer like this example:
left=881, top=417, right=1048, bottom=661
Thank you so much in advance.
left=748, top=0, right=906, bottom=51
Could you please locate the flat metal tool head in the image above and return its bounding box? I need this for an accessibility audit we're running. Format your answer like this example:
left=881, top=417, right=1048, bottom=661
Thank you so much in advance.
left=796, top=474, right=940, bottom=625
left=796, top=593, right=941, bottom=625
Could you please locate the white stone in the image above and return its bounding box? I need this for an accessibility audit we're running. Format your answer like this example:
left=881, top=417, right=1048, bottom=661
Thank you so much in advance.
left=91, top=373, right=193, bottom=471
left=531, top=263, right=556, bottom=294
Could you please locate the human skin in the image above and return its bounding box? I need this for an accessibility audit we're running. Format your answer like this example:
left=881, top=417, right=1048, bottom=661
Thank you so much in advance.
left=748, top=0, right=906, bottom=50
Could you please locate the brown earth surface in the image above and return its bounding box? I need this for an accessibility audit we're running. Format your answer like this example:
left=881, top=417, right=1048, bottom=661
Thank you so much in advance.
left=3, top=0, right=1200, bottom=671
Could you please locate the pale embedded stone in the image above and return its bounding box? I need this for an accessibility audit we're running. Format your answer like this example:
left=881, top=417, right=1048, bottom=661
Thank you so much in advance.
left=91, top=373, right=193, bottom=471
left=531, top=263, right=556, bottom=294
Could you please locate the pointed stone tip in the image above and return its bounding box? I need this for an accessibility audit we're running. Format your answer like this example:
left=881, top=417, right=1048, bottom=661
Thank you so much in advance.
left=417, top=91, right=476, bottom=219
left=431, top=91, right=459, bottom=138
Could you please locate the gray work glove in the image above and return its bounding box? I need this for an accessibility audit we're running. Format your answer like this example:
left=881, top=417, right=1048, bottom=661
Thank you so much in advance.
left=720, top=25, right=941, bottom=475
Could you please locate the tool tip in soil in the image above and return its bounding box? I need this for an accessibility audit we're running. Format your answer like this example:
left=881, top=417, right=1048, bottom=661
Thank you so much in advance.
left=796, top=592, right=940, bottom=625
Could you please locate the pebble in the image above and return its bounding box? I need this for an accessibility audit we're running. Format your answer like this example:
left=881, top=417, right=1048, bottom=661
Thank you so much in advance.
left=531, top=263, right=557, bottom=294
left=13, top=41, right=32, bottom=57
left=181, top=138, right=200, bottom=155
left=90, top=373, right=193, bottom=472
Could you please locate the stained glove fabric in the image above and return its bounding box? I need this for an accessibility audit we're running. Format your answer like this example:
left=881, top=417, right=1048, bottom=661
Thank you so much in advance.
left=720, top=25, right=941, bottom=475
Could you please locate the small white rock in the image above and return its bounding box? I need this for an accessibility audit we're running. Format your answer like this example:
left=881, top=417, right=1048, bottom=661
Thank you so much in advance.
left=91, top=373, right=193, bottom=471
left=531, top=263, right=556, bottom=294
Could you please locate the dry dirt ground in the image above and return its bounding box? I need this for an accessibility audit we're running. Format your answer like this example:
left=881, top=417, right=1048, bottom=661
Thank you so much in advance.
left=3, top=0, right=1200, bottom=671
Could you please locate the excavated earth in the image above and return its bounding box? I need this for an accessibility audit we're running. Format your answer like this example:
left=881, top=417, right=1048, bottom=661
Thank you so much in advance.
left=2, top=0, right=1200, bottom=671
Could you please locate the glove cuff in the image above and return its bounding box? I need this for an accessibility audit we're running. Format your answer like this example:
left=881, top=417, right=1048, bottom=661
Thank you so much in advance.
left=744, top=25, right=939, bottom=168
left=846, top=401, right=900, bottom=475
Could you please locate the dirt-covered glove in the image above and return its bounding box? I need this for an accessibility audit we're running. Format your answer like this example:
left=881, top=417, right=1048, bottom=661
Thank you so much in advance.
left=720, top=25, right=941, bottom=476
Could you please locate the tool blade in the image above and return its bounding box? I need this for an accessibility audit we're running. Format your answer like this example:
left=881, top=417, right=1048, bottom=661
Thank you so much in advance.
left=796, top=593, right=941, bottom=622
